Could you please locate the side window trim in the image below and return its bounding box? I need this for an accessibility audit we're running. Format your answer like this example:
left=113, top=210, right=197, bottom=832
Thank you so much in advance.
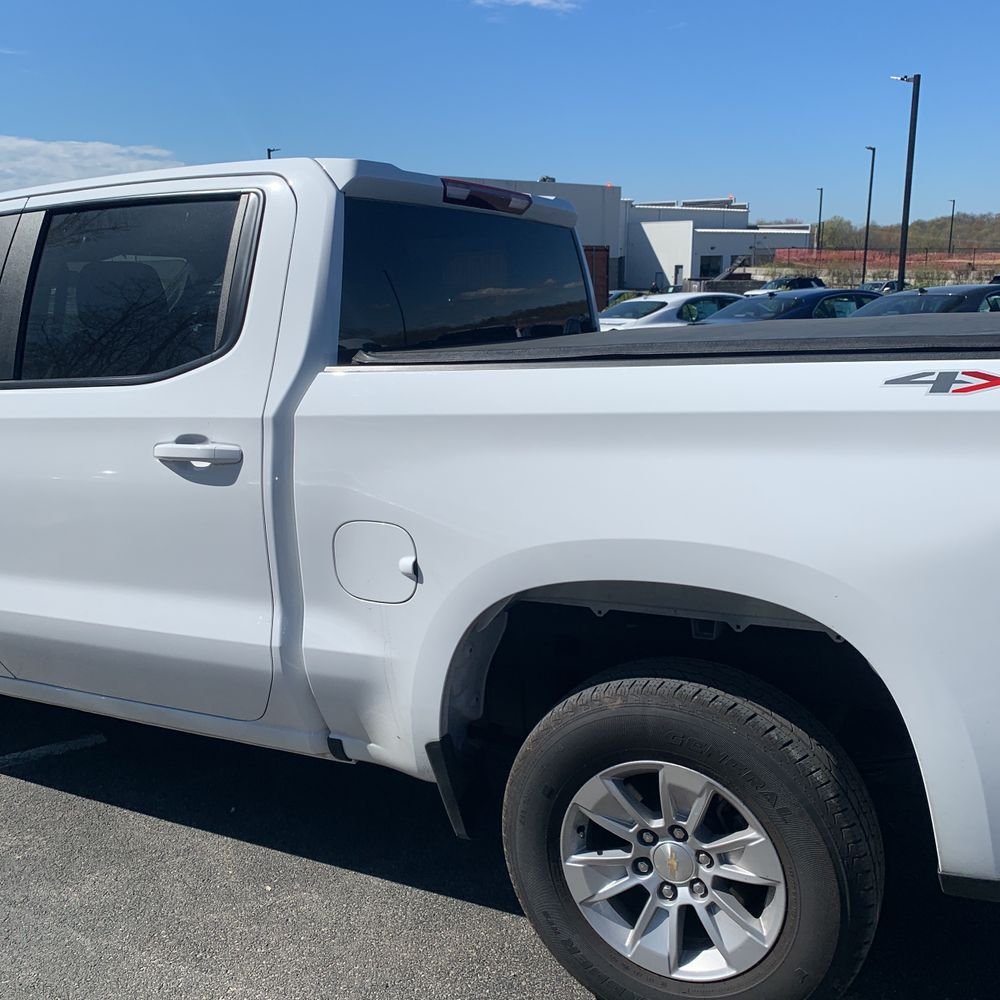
left=216, top=194, right=260, bottom=353
left=0, top=212, right=20, bottom=276
left=0, top=212, right=45, bottom=381
left=1, top=192, right=262, bottom=389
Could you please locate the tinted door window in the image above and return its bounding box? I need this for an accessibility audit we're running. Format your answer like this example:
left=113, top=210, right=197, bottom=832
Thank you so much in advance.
left=812, top=294, right=863, bottom=319
left=710, top=296, right=739, bottom=313
left=854, top=293, right=964, bottom=316
left=19, top=198, right=242, bottom=381
left=679, top=297, right=726, bottom=322
left=978, top=294, right=1000, bottom=313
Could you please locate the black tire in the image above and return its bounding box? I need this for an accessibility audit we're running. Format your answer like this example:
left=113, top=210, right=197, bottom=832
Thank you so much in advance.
left=502, top=658, right=883, bottom=1000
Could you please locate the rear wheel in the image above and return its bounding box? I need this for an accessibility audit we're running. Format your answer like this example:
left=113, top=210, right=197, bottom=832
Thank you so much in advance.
left=502, top=660, right=883, bottom=1000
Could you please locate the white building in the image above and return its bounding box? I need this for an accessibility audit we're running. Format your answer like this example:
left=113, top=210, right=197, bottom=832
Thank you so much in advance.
left=626, top=216, right=811, bottom=289
left=464, top=176, right=811, bottom=293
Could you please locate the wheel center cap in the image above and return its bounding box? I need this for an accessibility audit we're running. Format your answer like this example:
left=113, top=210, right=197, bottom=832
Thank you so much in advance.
left=652, top=841, right=696, bottom=883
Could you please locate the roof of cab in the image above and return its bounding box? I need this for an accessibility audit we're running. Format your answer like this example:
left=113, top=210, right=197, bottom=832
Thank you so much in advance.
left=0, top=156, right=578, bottom=227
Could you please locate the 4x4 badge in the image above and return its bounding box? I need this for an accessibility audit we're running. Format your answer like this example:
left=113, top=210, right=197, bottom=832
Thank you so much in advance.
left=884, top=370, right=1000, bottom=395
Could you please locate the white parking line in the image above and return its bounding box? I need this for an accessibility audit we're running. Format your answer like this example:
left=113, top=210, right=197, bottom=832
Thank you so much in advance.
left=0, top=733, right=107, bottom=768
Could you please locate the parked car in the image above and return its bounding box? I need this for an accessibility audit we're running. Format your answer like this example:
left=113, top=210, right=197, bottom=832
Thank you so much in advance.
left=599, top=292, right=743, bottom=331
left=859, top=279, right=911, bottom=294
left=851, top=284, right=1000, bottom=317
left=989, top=274, right=1000, bottom=284
left=697, top=288, right=880, bottom=324
left=744, top=275, right=826, bottom=297
left=606, top=289, right=644, bottom=308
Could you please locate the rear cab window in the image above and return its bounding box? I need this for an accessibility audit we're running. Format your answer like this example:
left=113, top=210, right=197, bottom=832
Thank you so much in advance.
left=338, top=198, right=594, bottom=360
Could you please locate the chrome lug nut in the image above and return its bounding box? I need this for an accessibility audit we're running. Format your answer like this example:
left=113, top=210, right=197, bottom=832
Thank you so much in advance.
left=690, top=879, right=708, bottom=898
left=668, top=825, right=688, bottom=842
left=633, top=858, right=653, bottom=876
left=696, top=851, right=714, bottom=868
left=658, top=882, right=677, bottom=901
left=638, top=829, right=658, bottom=846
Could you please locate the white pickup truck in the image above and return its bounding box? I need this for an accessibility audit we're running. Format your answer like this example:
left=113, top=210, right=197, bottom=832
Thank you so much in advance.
left=0, top=157, right=997, bottom=1000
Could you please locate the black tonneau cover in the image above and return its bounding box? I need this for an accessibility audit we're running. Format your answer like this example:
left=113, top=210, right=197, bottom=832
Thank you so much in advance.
left=352, top=313, right=1000, bottom=366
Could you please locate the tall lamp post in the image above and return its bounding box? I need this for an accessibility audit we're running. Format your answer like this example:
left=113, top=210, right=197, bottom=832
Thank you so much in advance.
left=948, top=199, right=956, bottom=255
left=891, top=73, right=921, bottom=289
left=266, top=146, right=281, bottom=159
left=861, top=146, right=876, bottom=285
left=816, top=187, right=824, bottom=255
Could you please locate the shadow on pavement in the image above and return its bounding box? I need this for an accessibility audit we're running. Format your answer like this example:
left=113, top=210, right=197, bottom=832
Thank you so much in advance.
left=2, top=697, right=999, bottom=998
left=0, top=696, right=520, bottom=915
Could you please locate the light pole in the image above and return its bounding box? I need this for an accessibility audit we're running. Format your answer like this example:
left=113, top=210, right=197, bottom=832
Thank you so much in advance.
left=861, top=146, right=876, bottom=285
left=816, top=187, right=824, bottom=255
left=948, top=199, right=956, bottom=255
left=891, top=73, right=921, bottom=289
left=266, top=146, right=281, bottom=159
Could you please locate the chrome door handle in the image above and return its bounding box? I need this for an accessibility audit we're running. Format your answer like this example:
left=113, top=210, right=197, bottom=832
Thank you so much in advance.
left=154, top=441, right=244, bottom=465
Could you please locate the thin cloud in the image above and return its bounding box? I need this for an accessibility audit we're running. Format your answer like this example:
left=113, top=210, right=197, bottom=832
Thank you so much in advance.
left=472, top=0, right=579, bottom=11
left=0, top=48, right=25, bottom=56
left=0, top=135, right=182, bottom=193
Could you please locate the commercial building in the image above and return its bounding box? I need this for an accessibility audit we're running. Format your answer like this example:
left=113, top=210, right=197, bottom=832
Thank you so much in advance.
left=464, top=175, right=811, bottom=297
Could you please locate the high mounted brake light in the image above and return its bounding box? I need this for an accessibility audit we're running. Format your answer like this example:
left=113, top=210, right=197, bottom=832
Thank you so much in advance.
left=441, top=179, right=532, bottom=215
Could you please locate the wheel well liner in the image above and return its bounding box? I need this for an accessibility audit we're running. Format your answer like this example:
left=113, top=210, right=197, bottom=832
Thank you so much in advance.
left=433, top=580, right=923, bottom=842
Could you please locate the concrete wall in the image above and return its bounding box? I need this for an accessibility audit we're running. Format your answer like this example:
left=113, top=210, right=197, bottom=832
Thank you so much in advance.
left=625, top=221, right=693, bottom=289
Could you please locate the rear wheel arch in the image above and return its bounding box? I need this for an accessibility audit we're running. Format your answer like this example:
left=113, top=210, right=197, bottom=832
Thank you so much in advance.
left=431, top=579, right=932, bottom=856
left=440, top=578, right=887, bottom=749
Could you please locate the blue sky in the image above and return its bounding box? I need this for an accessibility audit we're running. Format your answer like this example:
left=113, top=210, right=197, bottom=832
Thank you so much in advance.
left=0, top=0, right=990, bottom=225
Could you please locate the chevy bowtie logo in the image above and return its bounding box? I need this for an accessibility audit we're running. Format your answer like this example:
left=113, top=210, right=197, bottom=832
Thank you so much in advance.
left=884, top=370, right=1000, bottom=395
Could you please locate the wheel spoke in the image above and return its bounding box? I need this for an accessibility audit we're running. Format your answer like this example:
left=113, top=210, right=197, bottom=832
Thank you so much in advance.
left=715, top=862, right=780, bottom=887
left=581, top=873, right=637, bottom=905
left=601, top=776, right=656, bottom=829
left=565, top=849, right=632, bottom=869
left=657, top=765, right=678, bottom=823
left=657, top=766, right=717, bottom=834
left=685, top=785, right=715, bottom=835
left=711, top=890, right=767, bottom=946
left=578, top=805, right=636, bottom=842
left=733, top=838, right=784, bottom=884
left=663, top=902, right=683, bottom=974
left=699, top=828, right=765, bottom=854
left=695, top=904, right=734, bottom=965
left=624, top=893, right=659, bottom=956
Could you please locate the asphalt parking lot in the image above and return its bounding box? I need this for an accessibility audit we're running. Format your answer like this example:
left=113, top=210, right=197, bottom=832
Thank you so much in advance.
left=0, top=695, right=997, bottom=1000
